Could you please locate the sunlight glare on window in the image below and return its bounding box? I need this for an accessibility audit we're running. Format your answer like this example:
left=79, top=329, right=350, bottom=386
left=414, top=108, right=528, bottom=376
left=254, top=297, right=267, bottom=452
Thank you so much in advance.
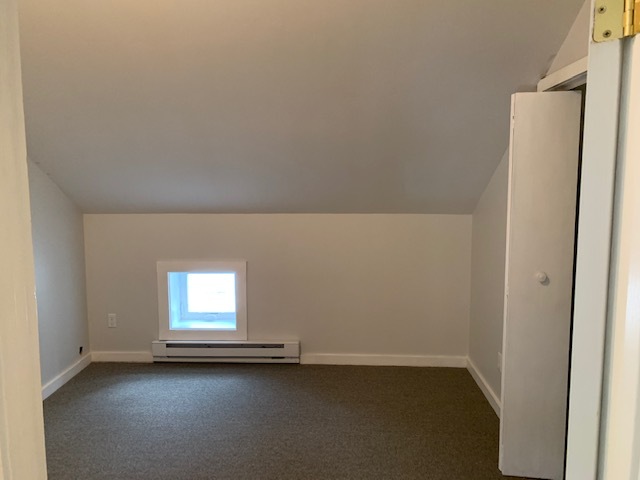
left=186, top=273, right=236, bottom=313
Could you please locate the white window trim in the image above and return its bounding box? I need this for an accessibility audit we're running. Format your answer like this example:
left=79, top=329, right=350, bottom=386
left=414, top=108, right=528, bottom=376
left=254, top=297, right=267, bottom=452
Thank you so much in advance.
left=157, top=260, right=247, bottom=341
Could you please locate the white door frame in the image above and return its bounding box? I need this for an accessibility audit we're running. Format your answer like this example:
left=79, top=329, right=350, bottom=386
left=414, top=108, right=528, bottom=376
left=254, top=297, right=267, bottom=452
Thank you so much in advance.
left=563, top=2, right=640, bottom=479
left=0, top=0, right=48, bottom=478
left=597, top=35, right=640, bottom=480
left=564, top=28, right=623, bottom=480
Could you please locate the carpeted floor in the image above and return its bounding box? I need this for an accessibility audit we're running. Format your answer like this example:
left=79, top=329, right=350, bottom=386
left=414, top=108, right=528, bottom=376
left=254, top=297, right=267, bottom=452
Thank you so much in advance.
left=43, top=363, right=529, bottom=480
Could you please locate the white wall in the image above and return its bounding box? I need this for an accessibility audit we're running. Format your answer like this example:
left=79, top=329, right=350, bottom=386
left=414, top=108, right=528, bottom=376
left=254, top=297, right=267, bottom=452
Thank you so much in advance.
left=28, top=161, right=90, bottom=388
left=84, top=214, right=472, bottom=361
left=0, top=0, right=47, bottom=477
left=547, top=0, right=590, bottom=75
left=469, top=151, right=509, bottom=405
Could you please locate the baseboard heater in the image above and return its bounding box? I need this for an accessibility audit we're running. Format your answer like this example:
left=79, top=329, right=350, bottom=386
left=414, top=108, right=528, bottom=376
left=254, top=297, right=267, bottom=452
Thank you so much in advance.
left=151, top=340, right=300, bottom=364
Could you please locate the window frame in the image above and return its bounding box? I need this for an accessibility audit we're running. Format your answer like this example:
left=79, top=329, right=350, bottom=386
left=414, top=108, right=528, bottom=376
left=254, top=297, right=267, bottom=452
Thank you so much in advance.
left=157, top=260, right=247, bottom=341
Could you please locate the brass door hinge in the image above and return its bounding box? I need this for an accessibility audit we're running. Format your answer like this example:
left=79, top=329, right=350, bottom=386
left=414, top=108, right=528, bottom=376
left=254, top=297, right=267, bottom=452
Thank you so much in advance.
left=594, top=0, right=639, bottom=42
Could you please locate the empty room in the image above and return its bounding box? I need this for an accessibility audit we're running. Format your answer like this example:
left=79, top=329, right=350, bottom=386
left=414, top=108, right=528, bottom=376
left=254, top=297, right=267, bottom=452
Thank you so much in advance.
left=3, top=0, right=640, bottom=479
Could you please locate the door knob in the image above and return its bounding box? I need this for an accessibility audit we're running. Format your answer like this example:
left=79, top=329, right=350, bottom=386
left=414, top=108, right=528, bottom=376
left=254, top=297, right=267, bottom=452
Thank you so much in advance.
left=535, top=271, right=549, bottom=284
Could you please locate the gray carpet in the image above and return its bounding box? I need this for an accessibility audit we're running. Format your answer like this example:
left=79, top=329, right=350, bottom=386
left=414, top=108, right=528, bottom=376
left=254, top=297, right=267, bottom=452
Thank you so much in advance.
left=43, top=363, right=529, bottom=480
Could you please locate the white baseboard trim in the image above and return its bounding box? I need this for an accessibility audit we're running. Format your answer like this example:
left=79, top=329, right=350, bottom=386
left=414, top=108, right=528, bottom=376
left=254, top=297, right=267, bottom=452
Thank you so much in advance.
left=467, top=357, right=501, bottom=417
left=41, top=353, right=92, bottom=400
left=300, top=353, right=468, bottom=368
left=91, top=351, right=154, bottom=363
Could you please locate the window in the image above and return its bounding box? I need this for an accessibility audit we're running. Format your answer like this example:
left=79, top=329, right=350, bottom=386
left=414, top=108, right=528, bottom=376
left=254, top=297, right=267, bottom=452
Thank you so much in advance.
left=157, top=260, right=247, bottom=340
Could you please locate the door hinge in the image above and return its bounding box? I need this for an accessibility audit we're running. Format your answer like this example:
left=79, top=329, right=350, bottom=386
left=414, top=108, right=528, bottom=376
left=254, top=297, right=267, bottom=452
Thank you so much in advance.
left=593, top=0, right=639, bottom=42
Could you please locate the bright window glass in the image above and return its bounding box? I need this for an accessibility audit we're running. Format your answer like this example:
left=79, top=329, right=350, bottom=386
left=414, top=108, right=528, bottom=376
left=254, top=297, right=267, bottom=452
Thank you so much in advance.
left=157, top=260, right=247, bottom=341
left=167, top=272, right=237, bottom=331
left=186, top=273, right=236, bottom=313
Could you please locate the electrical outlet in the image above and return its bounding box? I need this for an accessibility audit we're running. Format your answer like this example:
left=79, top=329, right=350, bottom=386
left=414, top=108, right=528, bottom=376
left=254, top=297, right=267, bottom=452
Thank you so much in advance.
left=498, top=352, right=502, bottom=373
left=107, top=313, right=117, bottom=328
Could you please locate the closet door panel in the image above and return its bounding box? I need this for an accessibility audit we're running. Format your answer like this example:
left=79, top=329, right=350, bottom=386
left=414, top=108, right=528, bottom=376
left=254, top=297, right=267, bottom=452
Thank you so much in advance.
left=500, top=92, right=581, bottom=480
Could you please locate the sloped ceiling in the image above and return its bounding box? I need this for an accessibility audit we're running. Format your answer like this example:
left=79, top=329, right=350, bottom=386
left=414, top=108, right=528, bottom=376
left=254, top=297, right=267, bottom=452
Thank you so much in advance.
left=18, top=0, right=584, bottom=213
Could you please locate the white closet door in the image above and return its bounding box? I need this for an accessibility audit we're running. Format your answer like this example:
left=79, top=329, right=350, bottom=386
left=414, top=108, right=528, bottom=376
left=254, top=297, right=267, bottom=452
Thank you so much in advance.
left=499, top=92, right=582, bottom=479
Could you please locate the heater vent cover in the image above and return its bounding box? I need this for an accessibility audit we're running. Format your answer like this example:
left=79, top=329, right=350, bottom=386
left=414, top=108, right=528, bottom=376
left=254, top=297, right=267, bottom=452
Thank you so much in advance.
left=152, top=340, right=299, bottom=364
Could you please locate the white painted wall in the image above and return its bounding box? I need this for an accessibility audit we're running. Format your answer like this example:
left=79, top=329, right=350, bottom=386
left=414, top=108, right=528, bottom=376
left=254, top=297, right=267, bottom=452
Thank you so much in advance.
left=547, top=0, right=590, bottom=75
left=28, top=161, right=90, bottom=388
left=469, top=151, right=508, bottom=403
left=0, top=0, right=47, bottom=477
left=84, top=214, right=472, bottom=360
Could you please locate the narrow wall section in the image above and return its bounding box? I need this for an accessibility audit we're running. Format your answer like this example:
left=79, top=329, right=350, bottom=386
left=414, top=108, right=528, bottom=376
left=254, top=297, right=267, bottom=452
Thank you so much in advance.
left=29, top=161, right=90, bottom=392
left=469, top=151, right=509, bottom=409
